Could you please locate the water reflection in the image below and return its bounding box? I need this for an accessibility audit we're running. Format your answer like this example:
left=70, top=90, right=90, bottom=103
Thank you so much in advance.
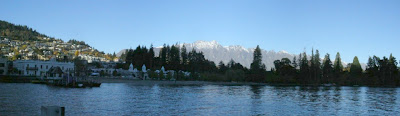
left=250, top=85, right=263, bottom=99
left=248, top=85, right=264, bottom=115
left=1, top=83, right=400, bottom=115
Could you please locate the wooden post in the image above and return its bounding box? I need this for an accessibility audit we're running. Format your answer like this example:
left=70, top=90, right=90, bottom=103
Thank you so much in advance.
left=41, top=106, right=65, bottom=116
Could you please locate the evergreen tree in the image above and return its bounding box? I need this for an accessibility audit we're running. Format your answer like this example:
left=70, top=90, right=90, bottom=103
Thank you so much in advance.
left=333, top=52, right=343, bottom=81
left=181, top=45, right=188, bottom=66
left=250, top=45, right=265, bottom=71
left=218, top=61, right=227, bottom=73
left=299, top=52, right=309, bottom=84
left=310, top=48, right=315, bottom=82
left=366, top=56, right=380, bottom=85
left=313, top=49, right=321, bottom=83
left=148, top=44, right=155, bottom=69
left=350, top=56, right=362, bottom=74
left=160, top=44, right=167, bottom=66
left=169, top=45, right=180, bottom=70
left=388, top=54, right=398, bottom=85
left=292, top=56, right=298, bottom=69
left=322, top=53, right=333, bottom=83
left=249, top=45, right=265, bottom=82
left=350, top=56, right=362, bottom=85
left=333, top=52, right=343, bottom=72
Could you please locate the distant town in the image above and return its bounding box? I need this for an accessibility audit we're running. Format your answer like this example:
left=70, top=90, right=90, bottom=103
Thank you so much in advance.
left=0, top=20, right=190, bottom=83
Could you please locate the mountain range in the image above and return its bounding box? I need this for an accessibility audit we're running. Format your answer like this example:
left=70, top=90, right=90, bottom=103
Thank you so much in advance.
left=0, top=20, right=365, bottom=70
left=118, top=40, right=297, bottom=70
left=118, top=40, right=366, bottom=70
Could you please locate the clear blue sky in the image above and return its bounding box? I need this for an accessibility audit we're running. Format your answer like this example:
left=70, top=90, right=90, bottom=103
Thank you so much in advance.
left=1, top=0, right=399, bottom=63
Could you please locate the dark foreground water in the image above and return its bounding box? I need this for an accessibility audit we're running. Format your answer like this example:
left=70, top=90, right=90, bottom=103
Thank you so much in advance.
left=0, top=83, right=399, bottom=115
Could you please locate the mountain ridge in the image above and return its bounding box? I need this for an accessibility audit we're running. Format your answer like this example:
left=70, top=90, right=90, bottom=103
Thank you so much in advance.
left=118, top=40, right=297, bottom=70
left=118, top=40, right=367, bottom=70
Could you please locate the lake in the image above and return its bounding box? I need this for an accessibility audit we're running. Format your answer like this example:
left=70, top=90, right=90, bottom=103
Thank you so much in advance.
left=0, top=83, right=399, bottom=115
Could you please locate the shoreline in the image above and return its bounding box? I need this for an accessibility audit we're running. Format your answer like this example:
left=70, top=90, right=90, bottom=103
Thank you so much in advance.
left=98, top=78, right=269, bottom=86
left=2, top=76, right=399, bottom=87
left=97, top=78, right=400, bottom=87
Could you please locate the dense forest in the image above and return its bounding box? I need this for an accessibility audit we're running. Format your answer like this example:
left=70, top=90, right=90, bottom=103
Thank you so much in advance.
left=121, top=44, right=400, bottom=86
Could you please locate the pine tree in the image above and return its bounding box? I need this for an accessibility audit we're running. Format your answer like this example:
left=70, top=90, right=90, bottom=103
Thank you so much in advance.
left=148, top=44, right=155, bottom=69
left=292, top=56, right=298, bottom=69
left=160, top=44, right=167, bottom=66
left=169, top=45, right=180, bottom=70
left=250, top=45, right=265, bottom=82
left=350, top=56, right=362, bottom=85
left=181, top=45, right=188, bottom=66
left=350, top=56, right=362, bottom=74
left=299, top=52, right=309, bottom=84
left=388, top=54, right=398, bottom=85
left=333, top=52, right=343, bottom=73
left=314, top=49, right=321, bottom=83
left=322, top=53, right=333, bottom=83
left=218, top=61, right=227, bottom=73
left=250, top=45, right=265, bottom=71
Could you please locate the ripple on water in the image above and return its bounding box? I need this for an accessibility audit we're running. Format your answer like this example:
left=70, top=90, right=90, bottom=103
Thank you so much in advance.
left=0, top=83, right=399, bottom=115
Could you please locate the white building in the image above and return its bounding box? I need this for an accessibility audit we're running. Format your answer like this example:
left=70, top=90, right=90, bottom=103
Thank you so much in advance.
left=13, top=58, right=74, bottom=77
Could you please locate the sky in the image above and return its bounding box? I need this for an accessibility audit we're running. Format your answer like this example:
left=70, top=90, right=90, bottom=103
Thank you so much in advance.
left=1, top=0, right=399, bottom=63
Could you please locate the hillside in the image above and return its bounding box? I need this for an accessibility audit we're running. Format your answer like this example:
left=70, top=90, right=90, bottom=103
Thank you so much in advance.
left=0, top=20, right=54, bottom=41
left=0, top=20, right=113, bottom=62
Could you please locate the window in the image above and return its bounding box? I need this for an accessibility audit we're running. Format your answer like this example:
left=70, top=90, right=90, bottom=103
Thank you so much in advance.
left=46, top=65, right=48, bottom=69
left=0, top=63, right=4, bottom=67
left=27, top=64, right=29, bottom=67
left=41, top=65, right=43, bottom=69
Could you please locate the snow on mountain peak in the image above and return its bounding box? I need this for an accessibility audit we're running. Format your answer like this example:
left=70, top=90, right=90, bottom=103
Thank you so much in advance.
left=119, top=40, right=296, bottom=70
left=278, top=50, right=289, bottom=54
left=192, top=40, right=221, bottom=49
left=224, top=45, right=250, bottom=52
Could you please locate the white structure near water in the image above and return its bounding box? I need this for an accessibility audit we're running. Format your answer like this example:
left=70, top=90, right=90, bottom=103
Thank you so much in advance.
left=13, top=58, right=74, bottom=77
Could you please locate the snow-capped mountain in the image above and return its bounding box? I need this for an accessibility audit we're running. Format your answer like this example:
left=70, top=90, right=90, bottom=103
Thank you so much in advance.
left=117, top=40, right=367, bottom=70
left=118, top=40, right=296, bottom=70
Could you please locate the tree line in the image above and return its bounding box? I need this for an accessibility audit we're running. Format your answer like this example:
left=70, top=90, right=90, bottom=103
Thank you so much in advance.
left=272, top=49, right=399, bottom=86
left=120, top=44, right=399, bottom=86
left=119, top=44, right=217, bottom=72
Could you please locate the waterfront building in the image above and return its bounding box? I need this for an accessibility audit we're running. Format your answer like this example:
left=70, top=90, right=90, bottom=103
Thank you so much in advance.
left=12, top=58, right=74, bottom=77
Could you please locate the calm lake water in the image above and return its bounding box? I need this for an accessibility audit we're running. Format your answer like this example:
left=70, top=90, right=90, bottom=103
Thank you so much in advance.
left=0, top=83, right=399, bottom=115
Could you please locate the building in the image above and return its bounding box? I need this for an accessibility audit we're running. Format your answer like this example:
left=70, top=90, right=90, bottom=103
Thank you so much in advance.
left=0, top=58, right=8, bottom=75
left=13, top=58, right=74, bottom=77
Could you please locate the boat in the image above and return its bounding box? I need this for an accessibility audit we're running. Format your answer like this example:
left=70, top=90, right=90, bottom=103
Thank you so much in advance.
left=83, top=81, right=101, bottom=87
left=31, top=80, right=46, bottom=84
